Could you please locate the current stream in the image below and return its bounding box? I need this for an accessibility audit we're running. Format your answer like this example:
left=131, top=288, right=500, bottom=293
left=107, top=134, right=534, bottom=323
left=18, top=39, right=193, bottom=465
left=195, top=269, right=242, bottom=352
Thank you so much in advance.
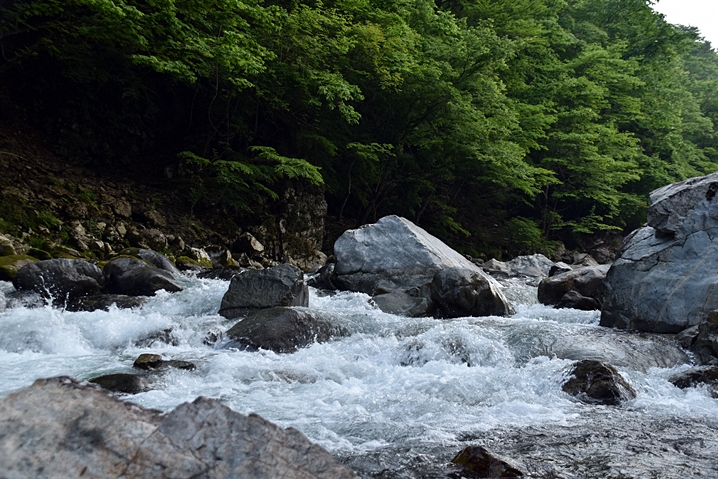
left=1, top=274, right=717, bottom=478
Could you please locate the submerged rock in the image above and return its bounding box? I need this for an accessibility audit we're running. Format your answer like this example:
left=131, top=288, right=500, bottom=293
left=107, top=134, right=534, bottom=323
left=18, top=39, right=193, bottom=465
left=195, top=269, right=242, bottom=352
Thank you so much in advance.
left=0, top=376, right=357, bottom=478
left=103, top=257, right=183, bottom=296
left=226, top=307, right=350, bottom=353
left=669, top=366, right=718, bottom=389
left=601, top=171, right=718, bottom=333
left=562, top=359, right=636, bottom=405
left=89, top=373, right=149, bottom=394
left=133, top=353, right=163, bottom=370
left=451, top=445, right=525, bottom=478
left=218, top=263, right=308, bottom=319
left=13, top=258, right=104, bottom=302
left=65, top=293, right=147, bottom=312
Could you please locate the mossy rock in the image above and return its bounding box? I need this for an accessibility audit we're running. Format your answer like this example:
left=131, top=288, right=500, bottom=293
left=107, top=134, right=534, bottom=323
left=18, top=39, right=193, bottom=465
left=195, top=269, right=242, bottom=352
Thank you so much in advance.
left=0, top=242, right=17, bottom=257
left=48, top=245, right=83, bottom=259
left=0, top=254, right=38, bottom=281
left=176, top=255, right=211, bottom=269
left=27, top=248, right=52, bottom=260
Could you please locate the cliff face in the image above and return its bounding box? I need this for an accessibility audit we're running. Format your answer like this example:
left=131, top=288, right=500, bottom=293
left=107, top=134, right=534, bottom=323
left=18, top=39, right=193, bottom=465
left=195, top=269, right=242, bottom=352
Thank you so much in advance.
left=0, top=107, right=327, bottom=270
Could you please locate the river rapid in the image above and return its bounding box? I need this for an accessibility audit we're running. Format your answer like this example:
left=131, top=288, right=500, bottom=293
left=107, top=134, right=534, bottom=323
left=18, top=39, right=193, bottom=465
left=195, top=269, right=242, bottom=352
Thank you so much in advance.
left=0, top=275, right=717, bottom=478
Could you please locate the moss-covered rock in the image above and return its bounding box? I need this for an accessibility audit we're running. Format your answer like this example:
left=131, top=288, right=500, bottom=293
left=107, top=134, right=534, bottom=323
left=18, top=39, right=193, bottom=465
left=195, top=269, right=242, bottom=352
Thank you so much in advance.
left=27, top=248, right=52, bottom=260
left=0, top=254, right=38, bottom=281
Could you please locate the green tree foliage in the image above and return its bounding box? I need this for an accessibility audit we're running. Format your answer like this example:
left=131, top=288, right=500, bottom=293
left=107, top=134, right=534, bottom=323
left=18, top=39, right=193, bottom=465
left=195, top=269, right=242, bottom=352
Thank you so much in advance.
left=1, top=0, right=717, bottom=256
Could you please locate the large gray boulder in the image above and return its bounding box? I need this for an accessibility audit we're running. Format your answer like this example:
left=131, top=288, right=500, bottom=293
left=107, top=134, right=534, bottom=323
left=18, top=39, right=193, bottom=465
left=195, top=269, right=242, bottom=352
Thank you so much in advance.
left=601, top=172, right=718, bottom=333
left=13, top=258, right=104, bottom=302
left=104, top=257, right=184, bottom=296
left=219, top=264, right=308, bottom=319
left=0, top=376, right=357, bottom=479
left=226, top=307, right=350, bottom=353
left=334, top=216, right=512, bottom=317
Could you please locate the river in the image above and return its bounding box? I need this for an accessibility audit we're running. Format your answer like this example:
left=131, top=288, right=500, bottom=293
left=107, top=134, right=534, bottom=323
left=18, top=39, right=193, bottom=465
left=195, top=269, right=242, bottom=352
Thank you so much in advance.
left=0, top=274, right=717, bottom=478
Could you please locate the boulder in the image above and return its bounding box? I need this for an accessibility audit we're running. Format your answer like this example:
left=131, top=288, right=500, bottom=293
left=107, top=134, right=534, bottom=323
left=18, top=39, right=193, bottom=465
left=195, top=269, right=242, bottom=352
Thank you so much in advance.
left=333, top=216, right=512, bottom=317
left=218, top=264, right=308, bottom=319
left=334, top=216, right=497, bottom=294
left=677, top=316, right=718, bottom=365
left=669, top=366, right=718, bottom=389
left=233, top=232, right=265, bottom=257
left=372, top=290, right=434, bottom=317
left=555, top=290, right=601, bottom=311
left=0, top=376, right=357, bottom=478
left=12, top=258, right=104, bottom=301
left=226, top=307, right=350, bottom=353
left=451, top=445, right=525, bottom=478
left=206, top=245, right=239, bottom=268
left=601, top=172, right=718, bottom=333
left=135, top=248, right=179, bottom=275
left=104, top=257, right=183, bottom=296
left=537, top=265, right=609, bottom=309
left=431, top=267, right=515, bottom=318
left=562, top=359, right=636, bottom=405
left=481, top=258, right=512, bottom=277
left=505, top=254, right=555, bottom=278
left=548, top=262, right=572, bottom=277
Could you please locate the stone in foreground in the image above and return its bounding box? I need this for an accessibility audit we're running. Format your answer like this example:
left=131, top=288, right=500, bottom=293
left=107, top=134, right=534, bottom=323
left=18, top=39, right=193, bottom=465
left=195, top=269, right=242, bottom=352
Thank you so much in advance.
left=0, top=376, right=357, bottom=479
left=219, top=263, right=309, bottom=319
left=451, top=445, right=525, bottom=478
left=601, top=171, right=718, bottom=333
left=562, top=359, right=636, bottom=405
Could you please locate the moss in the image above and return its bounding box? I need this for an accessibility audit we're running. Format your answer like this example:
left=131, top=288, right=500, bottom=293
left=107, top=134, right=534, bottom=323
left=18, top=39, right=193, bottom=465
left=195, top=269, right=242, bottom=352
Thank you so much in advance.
left=0, top=254, right=38, bottom=281
left=27, top=248, right=52, bottom=260
left=176, top=256, right=209, bottom=268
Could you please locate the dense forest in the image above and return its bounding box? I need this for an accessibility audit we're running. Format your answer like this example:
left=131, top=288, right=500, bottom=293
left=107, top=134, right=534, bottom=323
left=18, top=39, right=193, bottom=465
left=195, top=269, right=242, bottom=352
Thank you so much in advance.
left=1, top=0, right=717, bottom=257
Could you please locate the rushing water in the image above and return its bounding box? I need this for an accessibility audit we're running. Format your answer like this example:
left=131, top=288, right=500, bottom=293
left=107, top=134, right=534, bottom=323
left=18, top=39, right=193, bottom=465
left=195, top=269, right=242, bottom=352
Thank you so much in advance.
left=1, top=275, right=717, bottom=478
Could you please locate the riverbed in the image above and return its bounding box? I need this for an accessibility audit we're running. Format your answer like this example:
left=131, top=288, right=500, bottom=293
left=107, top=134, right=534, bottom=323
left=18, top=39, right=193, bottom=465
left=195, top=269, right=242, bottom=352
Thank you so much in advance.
left=0, top=275, right=716, bottom=478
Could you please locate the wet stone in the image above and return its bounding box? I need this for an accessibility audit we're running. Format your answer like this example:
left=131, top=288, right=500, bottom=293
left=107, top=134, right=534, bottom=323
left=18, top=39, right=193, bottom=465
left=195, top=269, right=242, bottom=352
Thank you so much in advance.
left=451, top=445, right=525, bottom=478
left=133, top=354, right=163, bottom=370
left=88, top=373, right=149, bottom=394
left=562, top=359, right=636, bottom=405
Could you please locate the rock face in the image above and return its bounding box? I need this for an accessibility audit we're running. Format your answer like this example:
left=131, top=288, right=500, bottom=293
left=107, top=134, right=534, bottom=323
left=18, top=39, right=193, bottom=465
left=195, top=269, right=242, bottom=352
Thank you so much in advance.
left=226, top=307, right=350, bottom=353
left=537, top=265, right=609, bottom=310
left=0, top=377, right=357, bottom=479
left=431, top=268, right=515, bottom=318
left=601, top=172, right=718, bottom=333
left=333, top=216, right=512, bottom=317
left=562, top=359, right=636, bottom=405
left=104, top=257, right=183, bottom=296
left=12, top=258, right=104, bottom=302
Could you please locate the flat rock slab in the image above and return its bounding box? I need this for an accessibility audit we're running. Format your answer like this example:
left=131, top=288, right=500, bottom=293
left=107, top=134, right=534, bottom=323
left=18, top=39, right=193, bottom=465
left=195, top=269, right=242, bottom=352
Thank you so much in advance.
left=0, top=376, right=357, bottom=479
